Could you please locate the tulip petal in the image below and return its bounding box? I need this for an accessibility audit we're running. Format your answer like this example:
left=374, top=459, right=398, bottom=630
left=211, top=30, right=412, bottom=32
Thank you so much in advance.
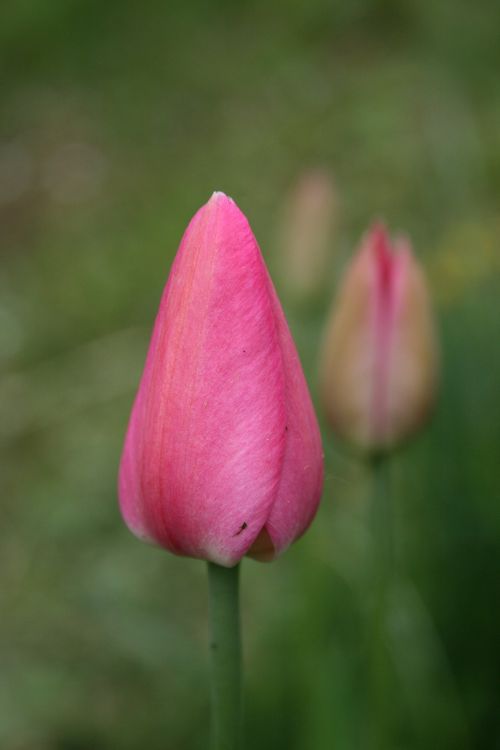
left=248, top=280, right=324, bottom=559
left=385, top=239, right=438, bottom=444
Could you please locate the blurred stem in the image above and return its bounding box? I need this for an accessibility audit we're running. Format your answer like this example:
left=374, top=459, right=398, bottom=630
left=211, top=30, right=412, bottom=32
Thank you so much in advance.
left=208, top=562, right=242, bottom=750
left=369, top=454, right=394, bottom=750
left=371, top=455, right=393, bottom=581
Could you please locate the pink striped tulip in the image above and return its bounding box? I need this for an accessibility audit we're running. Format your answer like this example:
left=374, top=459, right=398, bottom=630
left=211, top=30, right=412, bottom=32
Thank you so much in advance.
left=319, top=223, right=439, bottom=452
left=119, top=192, right=323, bottom=566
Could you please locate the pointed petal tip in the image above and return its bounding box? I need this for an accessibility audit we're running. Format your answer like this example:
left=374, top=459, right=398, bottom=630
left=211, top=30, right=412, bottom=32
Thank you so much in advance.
left=208, top=190, right=235, bottom=205
left=190, top=191, right=239, bottom=229
left=368, top=221, right=391, bottom=257
left=370, top=218, right=388, bottom=235
left=202, top=191, right=238, bottom=221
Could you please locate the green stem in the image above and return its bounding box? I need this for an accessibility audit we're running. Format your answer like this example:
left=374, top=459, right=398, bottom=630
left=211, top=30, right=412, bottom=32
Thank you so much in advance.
left=369, top=454, right=394, bottom=750
left=371, top=455, right=393, bottom=585
left=207, top=562, right=242, bottom=750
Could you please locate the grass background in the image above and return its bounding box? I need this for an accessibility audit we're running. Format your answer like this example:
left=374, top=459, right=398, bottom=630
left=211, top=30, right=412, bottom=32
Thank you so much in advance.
left=1, top=1, right=499, bottom=748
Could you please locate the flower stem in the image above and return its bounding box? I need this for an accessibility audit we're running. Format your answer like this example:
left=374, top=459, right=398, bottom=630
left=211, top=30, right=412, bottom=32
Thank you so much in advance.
left=207, top=562, right=242, bottom=750
left=371, top=454, right=393, bottom=583
left=369, top=454, right=394, bottom=749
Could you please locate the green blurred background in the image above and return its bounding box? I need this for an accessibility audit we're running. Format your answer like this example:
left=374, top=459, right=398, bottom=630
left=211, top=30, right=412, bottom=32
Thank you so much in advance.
left=1, top=1, right=499, bottom=748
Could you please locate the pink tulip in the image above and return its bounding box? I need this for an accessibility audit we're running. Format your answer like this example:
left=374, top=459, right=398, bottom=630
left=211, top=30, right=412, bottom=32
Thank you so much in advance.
left=119, top=192, right=323, bottom=567
left=319, top=223, right=439, bottom=452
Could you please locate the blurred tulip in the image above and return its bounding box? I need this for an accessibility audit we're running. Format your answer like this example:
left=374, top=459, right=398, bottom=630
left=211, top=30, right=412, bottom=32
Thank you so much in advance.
left=119, top=192, right=323, bottom=566
left=319, top=223, right=439, bottom=452
left=278, top=169, right=337, bottom=299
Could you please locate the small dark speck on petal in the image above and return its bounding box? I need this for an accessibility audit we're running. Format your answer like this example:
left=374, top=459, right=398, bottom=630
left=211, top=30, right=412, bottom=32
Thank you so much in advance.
left=234, top=522, right=248, bottom=536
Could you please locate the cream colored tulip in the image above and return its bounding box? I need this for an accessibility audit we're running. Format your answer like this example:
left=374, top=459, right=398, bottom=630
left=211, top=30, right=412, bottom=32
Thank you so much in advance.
left=278, top=169, right=337, bottom=299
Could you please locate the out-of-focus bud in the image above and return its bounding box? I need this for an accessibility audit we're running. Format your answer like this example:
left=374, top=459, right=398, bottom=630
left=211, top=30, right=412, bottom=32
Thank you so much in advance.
left=278, top=169, right=337, bottom=299
left=319, top=223, right=439, bottom=453
left=119, top=192, right=323, bottom=567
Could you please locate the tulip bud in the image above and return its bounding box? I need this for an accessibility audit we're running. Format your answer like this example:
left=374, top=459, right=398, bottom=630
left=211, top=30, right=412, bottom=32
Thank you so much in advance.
left=119, top=192, right=323, bottom=567
left=319, top=223, right=439, bottom=453
left=278, top=169, right=337, bottom=299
